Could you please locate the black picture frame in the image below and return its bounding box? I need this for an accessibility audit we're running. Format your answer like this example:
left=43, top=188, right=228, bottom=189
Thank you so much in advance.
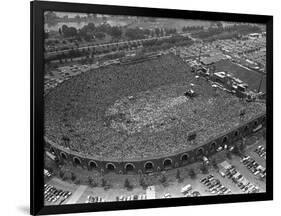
left=31, top=1, right=273, bottom=215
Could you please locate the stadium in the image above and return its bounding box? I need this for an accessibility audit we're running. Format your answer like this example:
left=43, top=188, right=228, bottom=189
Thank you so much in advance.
left=44, top=54, right=266, bottom=174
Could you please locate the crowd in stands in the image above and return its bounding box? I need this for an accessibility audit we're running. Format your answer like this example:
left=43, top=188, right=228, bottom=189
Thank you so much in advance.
left=44, top=54, right=265, bottom=160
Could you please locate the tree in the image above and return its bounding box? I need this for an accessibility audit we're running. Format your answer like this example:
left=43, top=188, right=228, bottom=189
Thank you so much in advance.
left=88, top=176, right=93, bottom=185
left=216, top=21, right=223, bottom=29
left=101, top=178, right=107, bottom=187
left=54, top=158, right=63, bottom=168
left=74, top=179, right=81, bottom=185
left=71, top=172, right=76, bottom=181
left=200, top=164, right=209, bottom=174
left=155, top=28, right=160, bottom=37
left=176, top=169, right=183, bottom=182
left=211, top=158, right=218, bottom=169
left=110, top=26, right=122, bottom=39
left=95, top=32, right=106, bottom=40
left=87, top=22, right=96, bottom=31
left=59, top=170, right=65, bottom=179
left=61, top=25, right=78, bottom=38
left=44, top=11, right=58, bottom=23
left=139, top=176, right=148, bottom=189
left=159, top=174, right=167, bottom=184
left=124, top=178, right=133, bottom=190
left=189, top=169, right=196, bottom=179
left=262, top=130, right=266, bottom=140
left=125, top=28, right=145, bottom=40
left=89, top=177, right=98, bottom=187
left=226, top=151, right=232, bottom=160
left=176, top=169, right=181, bottom=180
left=62, top=175, right=68, bottom=181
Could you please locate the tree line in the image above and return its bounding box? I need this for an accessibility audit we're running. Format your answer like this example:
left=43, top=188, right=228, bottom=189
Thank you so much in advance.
left=192, top=24, right=262, bottom=41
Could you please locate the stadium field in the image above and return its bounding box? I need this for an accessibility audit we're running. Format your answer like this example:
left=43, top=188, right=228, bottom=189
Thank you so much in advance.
left=44, top=54, right=265, bottom=160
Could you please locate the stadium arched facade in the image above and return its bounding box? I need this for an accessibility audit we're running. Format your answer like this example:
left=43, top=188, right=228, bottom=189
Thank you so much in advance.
left=45, top=113, right=266, bottom=174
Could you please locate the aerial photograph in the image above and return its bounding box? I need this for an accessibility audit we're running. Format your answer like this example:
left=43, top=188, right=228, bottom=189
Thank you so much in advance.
left=43, top=11, right=266, bottom=205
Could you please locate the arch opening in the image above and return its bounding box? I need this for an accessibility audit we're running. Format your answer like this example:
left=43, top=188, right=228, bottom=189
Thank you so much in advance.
left=163, top=158, right=173, bottom=169
left=60, top=152, right=67, bottom=160
left=106, top=163, right=116, bottom=172
left=125, top=163, right=135, bottom=173
left=144, top=161, right=154, bottom=173
left=211, top=142, right=217, bottom=152
left=181, top=154, right=188, bottom=162
left=88, top=161, right=98, bottom=170
left=222, top=136, right=228, bottom=144
left=73, top=157, right=81, bottom=166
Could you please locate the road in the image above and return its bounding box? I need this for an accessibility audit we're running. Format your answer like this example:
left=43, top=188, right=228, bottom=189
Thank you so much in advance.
left=45, top=33, right=195, bottom=57
left=65, top=185, right=88, bottom=205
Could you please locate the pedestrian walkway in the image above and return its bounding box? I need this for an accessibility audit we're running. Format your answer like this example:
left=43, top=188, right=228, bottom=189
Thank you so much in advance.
left=66, top=185, right=88, bottom=204
left=146, top=186, right=156, bottom=199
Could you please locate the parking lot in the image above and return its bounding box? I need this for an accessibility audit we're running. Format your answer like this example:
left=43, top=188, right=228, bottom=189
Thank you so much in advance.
left=44, top=132, right=266, bottom=205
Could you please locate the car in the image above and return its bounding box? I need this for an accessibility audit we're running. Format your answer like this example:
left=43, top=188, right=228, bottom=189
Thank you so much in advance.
left=219, top=171, right=226, bottom=177
left=181, top=184, right=192, bottom=194
left=224, top=189, right=231, bottom=194
left=164, top=193, right=172, bottom=198
left=254, top=170, right=260, bottom=175
left=200, top=177, right=207, bottom=183
left=201, top=178, right=208, bottom=184
left=221, top=188, right=228, bottom=193
left=204, top=179, right=210, bottom=184
left=192, top=191, right=201, bottom=197
left=213, top=184, right=222, bottom=190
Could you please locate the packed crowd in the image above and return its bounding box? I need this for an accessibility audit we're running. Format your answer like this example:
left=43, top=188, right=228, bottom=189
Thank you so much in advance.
left=44, top=54, right=265, bottom=160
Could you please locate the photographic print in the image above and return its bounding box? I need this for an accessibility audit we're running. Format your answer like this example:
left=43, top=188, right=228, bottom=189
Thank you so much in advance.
left=31, top=1, right=273, bottom=215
